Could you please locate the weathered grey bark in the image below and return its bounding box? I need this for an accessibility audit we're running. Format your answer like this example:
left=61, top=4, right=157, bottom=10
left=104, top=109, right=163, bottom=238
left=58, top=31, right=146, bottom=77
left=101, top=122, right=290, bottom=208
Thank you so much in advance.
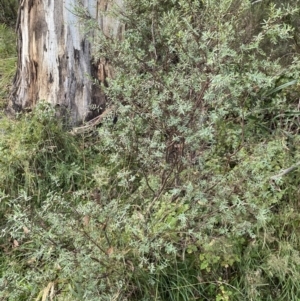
left=9, top=0, right=124, bottom=124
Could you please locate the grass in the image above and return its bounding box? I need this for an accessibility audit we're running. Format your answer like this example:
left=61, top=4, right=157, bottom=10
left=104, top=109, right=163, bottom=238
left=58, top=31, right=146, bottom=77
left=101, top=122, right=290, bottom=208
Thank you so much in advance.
left=0, top=23, right=16, bottom=108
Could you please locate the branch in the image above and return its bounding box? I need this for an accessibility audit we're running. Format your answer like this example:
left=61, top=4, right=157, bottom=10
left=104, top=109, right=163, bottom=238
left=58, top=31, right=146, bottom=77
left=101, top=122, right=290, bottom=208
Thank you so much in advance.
left=69, top=106, right=115, bottom=135
left=251, top=0, right=263, bottom=4
left=145, top=168, right=174, bottom=216
left=270, top=161, right=300, bottom=181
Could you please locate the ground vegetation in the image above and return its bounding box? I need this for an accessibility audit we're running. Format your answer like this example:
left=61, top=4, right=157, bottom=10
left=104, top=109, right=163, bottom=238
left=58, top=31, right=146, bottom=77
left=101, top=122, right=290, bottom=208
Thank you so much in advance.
left=0, top=0, right=300, bottom=300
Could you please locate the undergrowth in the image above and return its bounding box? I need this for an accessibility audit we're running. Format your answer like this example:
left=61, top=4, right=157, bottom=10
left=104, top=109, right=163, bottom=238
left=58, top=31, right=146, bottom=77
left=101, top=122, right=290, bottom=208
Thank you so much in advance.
left=0, top=23, right=16, bottom=108
left=0, top=0, right=18, bottom=26
left=1, top=0, right=300, bottom=300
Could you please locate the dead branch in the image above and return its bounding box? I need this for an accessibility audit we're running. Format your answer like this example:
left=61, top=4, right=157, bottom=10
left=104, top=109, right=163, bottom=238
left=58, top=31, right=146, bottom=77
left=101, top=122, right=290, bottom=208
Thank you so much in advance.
left=69, top=106, right=115, bottom=135
left=270, top=161, right=300, bottom=181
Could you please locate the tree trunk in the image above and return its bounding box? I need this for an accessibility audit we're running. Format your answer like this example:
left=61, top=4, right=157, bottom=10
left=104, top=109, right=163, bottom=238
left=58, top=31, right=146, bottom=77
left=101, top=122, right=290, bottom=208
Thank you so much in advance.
left=9, top=0, right=124, bottom=124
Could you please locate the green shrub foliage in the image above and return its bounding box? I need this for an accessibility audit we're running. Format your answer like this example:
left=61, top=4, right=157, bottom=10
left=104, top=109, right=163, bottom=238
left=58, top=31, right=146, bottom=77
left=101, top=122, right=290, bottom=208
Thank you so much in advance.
left=1, top=0, right=300, bottom=300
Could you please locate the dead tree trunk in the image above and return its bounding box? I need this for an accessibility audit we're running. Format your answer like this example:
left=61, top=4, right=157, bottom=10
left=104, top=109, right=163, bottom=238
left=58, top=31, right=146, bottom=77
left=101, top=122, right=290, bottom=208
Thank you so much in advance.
left=9, top=0, right=124, bottom=124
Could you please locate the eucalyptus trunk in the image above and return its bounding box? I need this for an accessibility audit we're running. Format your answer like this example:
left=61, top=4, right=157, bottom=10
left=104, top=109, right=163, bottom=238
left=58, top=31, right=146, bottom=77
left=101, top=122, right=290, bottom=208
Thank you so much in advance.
left=9, top=0, right=123, bottom=124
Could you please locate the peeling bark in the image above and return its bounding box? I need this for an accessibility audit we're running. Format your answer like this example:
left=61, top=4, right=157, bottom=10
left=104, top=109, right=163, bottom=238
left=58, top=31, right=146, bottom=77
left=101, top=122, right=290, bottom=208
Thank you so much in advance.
left=9, top=0, right=124, bottom=124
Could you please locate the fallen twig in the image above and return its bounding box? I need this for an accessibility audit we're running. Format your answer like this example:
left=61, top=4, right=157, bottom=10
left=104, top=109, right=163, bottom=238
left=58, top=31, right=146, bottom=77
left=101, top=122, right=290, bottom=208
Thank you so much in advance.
left=270, top=161, right=300, bottom=181
left=69, top=106, right=115, bottom=135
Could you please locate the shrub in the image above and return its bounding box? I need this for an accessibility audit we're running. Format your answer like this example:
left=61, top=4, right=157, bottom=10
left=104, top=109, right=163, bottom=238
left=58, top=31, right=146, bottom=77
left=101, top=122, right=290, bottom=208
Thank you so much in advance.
left=1, top=0, right=300, bottom=300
